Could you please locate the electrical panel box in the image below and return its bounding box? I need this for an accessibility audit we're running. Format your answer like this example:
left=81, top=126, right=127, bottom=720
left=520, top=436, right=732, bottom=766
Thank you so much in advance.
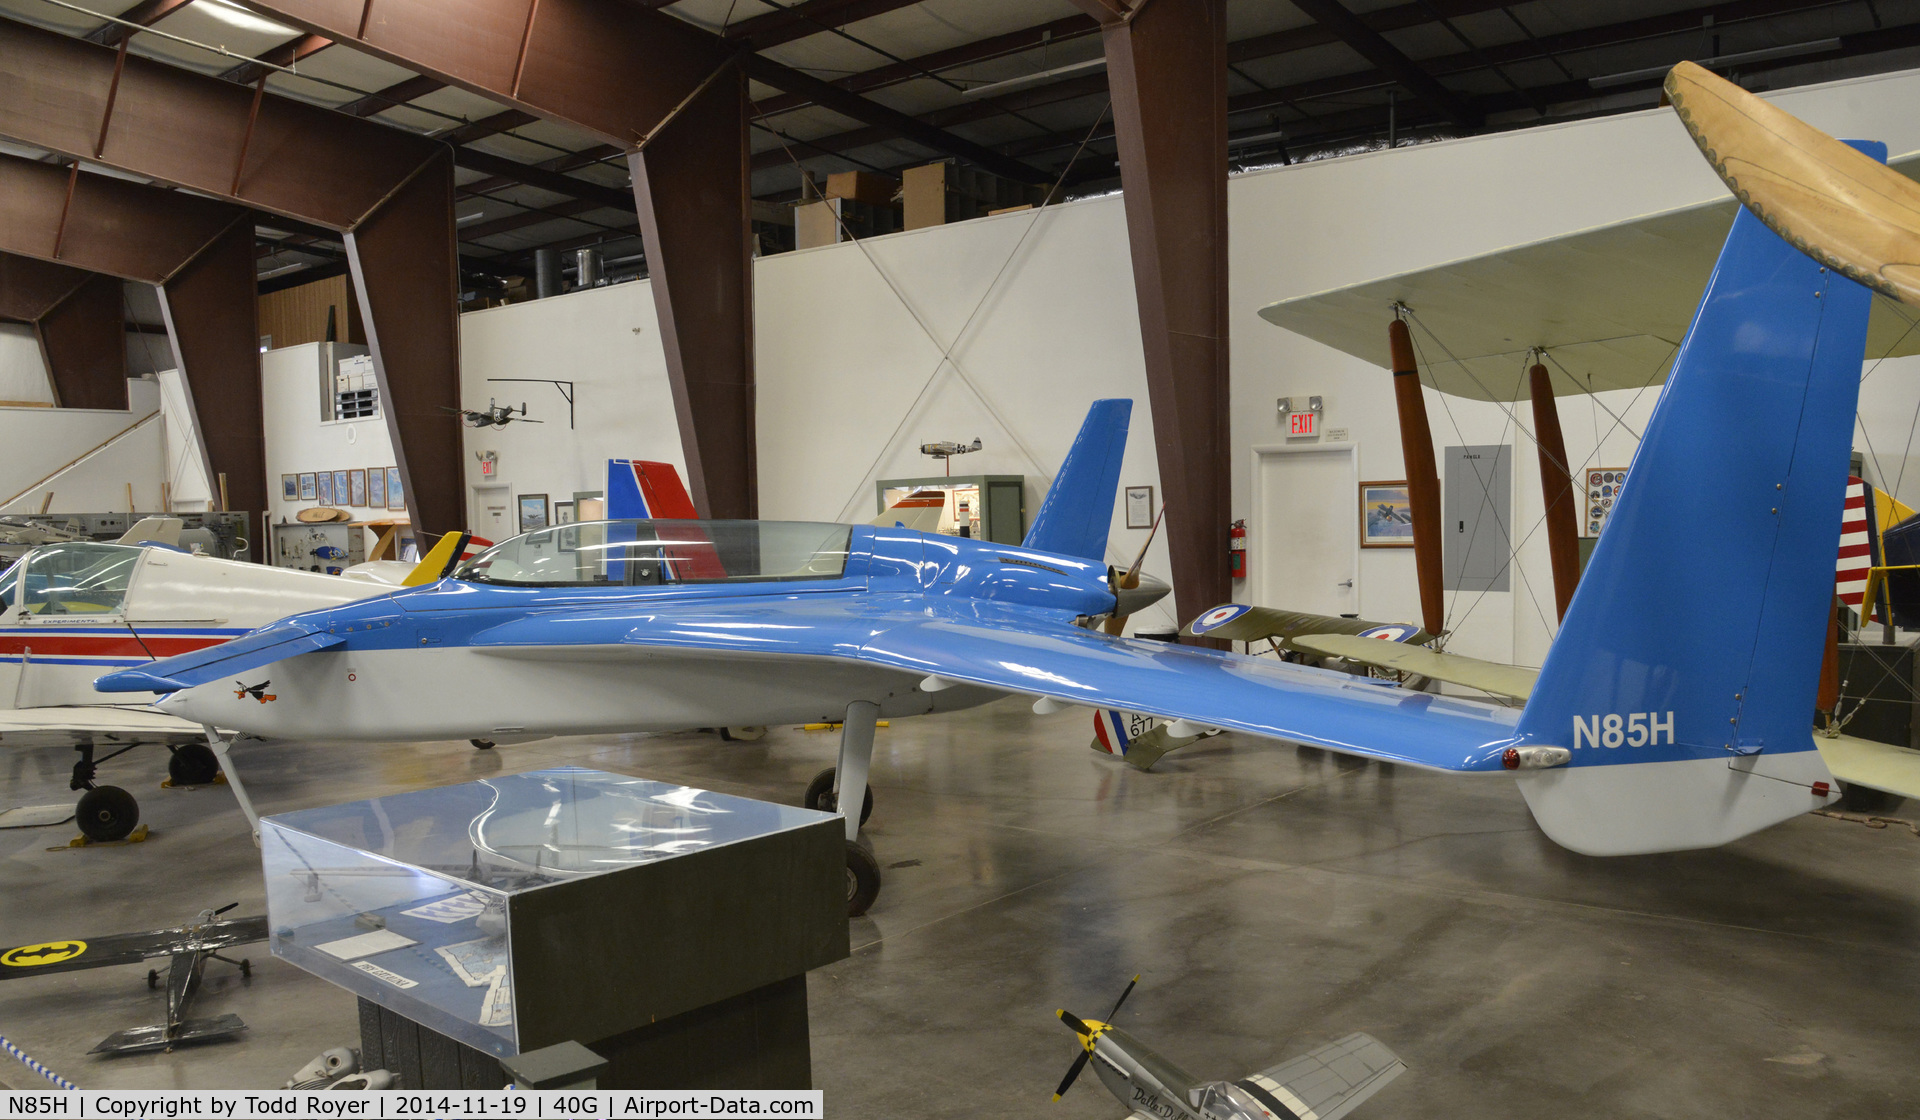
left=261, top=769, right=848, bottom=1058
left=274, top=520, right=364, bottom=574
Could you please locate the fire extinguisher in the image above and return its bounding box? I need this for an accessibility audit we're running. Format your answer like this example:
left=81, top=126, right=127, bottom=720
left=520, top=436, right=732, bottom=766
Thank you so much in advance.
left=1229, top=519, right=1247, bottom=580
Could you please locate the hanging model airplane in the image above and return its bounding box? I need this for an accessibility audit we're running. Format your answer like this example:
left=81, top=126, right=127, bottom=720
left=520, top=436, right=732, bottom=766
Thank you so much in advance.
left=91, top=74, right=1920, bottom=915
left=447, top=399, right=542, bottom=428
left=0, top=535, right=455, bottom=841
left=0, top=902, right=266, bottom=1054
left=1051, top=977, right=1405, bottom=1120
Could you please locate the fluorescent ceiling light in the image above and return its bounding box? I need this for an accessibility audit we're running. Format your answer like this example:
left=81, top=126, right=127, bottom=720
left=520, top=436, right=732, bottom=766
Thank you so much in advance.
left=963, top=57, right=1106, bottom=99
left=198, top=0, right=299, bottom=39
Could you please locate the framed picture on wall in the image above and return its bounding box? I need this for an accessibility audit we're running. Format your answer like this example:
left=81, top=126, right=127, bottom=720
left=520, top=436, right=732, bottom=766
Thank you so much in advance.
left=316, top=471, right=333, bottom=505
left=386, top=467, right=404, bottom=510
left=1582, top=467, right=1630, bottom=538
left=1360, top=480, right=1415, bottom=548
left=349, top=469, right=367, bottom=507
left=554, top=501, right=575, bottom=525
left=282, top=474, right=299, bottom=501
left=519, top=494, right=549, bottom=533
left=367, top=467, right=385, bottom=509
left=332, top=471, right=349, bottom=508
left=299, top=473, right=316, bottom=500
left=1124, top=485, right=1155, bottom=530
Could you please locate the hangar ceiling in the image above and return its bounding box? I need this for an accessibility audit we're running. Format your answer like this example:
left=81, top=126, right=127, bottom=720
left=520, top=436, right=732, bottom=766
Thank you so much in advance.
left=0, top=0, right=1917, bottom=295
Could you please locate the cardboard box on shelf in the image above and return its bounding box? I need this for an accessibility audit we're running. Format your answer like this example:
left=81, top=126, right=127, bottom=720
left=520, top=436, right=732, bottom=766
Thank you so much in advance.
left=824, top=170, right=899, bottom=208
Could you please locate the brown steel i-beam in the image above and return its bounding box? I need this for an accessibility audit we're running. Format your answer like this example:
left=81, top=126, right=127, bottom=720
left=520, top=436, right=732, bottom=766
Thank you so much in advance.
left=158, top=220, right=266, bottom=548
left=36, top=273, right=127, bottom=410
left=630, top=68, right=756, bottom=518
left=1528, top=362, right=1580, bottom=621
left=1388, top=318, right=1444, bottom=637
left=0, top=17, right=465, bottom=536
left=346, top=151, right=464, bottom=543
left=0, top=252, right=127, bottom=410
left=234, top=0, right=759, bottom=516
left=1071, top=0, right=1230, bottom=626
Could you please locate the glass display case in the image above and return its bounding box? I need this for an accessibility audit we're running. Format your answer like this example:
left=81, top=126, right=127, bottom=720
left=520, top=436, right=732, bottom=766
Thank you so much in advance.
left=261, top=769, right=846, bottom=1057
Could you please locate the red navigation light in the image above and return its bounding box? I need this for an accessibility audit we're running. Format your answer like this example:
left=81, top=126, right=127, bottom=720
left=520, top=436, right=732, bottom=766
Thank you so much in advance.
left=1502, top=748, right=1520, bottom=770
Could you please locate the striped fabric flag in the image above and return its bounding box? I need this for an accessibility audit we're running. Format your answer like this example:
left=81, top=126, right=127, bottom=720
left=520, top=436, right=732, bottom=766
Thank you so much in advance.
left=1837, top=476, right=1879, bottom=609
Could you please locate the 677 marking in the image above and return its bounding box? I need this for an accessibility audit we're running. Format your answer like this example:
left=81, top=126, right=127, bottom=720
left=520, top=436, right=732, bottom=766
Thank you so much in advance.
left=1573, top=711, right=1673, bottom=749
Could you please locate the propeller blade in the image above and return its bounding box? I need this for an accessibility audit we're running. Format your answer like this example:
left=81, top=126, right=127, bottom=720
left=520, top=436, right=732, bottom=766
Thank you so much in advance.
left=1106, top=974, right=1139, bottom=1021
left=1057, top=1008, right=1091, bottom=1036
left=1051, top=1048, right=1091, bottom=1102
left=1104, top=510, right=1166, bottom=636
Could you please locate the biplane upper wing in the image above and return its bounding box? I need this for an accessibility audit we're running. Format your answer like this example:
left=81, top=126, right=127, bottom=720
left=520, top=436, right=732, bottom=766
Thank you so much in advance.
left=1238, top=1033, right=1406, bottom=1120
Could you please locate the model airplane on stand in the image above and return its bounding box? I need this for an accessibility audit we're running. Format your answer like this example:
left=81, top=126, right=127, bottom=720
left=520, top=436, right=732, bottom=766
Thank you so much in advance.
left=89, top=66, right=1920, bottom=918
left=1051, top=977, right=1405, bottom=1120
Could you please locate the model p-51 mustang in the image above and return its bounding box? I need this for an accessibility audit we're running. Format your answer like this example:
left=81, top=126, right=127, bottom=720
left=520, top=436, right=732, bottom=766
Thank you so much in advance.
left=94, top=68, right=1920, bottom=917
left=1052, top=977, right=1405, bottom=1120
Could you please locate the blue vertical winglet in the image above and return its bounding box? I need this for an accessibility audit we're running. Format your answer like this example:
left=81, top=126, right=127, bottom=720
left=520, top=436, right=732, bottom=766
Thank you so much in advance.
left=1022, top=399, right=1133, bottom=562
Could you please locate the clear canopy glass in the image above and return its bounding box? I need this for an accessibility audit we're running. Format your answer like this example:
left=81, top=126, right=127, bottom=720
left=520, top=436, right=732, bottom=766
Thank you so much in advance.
left=453, top=519, right=853, bottom=587
left=13, top=542, right=142, bottom=616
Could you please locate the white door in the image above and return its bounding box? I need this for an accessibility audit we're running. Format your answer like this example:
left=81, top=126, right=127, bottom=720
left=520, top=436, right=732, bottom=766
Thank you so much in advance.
left=470, top=484, right=513, bottom=543
left=1252, top=446, right=1357, bottom=615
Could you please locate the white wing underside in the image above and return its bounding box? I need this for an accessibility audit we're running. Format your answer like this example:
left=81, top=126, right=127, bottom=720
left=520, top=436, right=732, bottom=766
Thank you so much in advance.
left=0, top=705, right=208, bottom=747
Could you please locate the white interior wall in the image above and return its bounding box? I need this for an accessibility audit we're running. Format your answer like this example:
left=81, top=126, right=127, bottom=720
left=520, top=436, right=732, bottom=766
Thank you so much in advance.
left=0, top=324, right=52, bottom=404
left=261, top=343, right=398, bottom=549
left=0, top=379, right=163, bottom=514
left=457, top=280, right=685, bottom=535
left=154, top=367, right=213, bottom=512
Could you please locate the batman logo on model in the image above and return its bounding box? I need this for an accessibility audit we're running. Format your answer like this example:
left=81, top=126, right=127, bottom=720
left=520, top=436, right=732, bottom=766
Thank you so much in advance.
left=1, top=940, right=88, bottom=967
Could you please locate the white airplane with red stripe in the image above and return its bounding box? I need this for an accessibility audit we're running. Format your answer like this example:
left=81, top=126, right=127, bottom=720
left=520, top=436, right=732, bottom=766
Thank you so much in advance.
left=0, top=535, right=397, bottom=840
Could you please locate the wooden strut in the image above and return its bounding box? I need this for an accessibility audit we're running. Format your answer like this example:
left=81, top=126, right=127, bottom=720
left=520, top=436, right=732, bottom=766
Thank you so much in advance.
left=1388, top=316, right=1445, bottom=638
left=1528, top=361, right=1581, bottom=621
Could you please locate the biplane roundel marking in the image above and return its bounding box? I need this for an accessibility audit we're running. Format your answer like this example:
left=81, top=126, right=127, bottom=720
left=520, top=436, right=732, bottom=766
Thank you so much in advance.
left=1357, top=624, right=1421, bottom=642
left=2, top=940, right=87, bottom=967
left=1189, top=604, right=1252, bottom=634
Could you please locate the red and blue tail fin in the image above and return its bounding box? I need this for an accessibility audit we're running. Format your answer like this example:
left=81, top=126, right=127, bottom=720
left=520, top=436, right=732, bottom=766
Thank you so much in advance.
left=1511, top=142, right=1882, bottom=854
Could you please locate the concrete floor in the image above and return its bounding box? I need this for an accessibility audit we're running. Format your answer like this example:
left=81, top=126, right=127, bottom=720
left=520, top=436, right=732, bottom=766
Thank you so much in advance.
left=2, top=699, right=1918, bottom=1117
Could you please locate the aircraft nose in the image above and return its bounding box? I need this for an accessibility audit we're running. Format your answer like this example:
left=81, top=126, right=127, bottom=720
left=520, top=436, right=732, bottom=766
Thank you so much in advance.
left=1114, top=572, right=1170, bottom=616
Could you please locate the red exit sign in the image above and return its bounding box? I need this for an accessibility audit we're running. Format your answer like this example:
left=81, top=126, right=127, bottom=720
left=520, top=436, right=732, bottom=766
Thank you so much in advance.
left=1289, top=410, right=1318, bottom=437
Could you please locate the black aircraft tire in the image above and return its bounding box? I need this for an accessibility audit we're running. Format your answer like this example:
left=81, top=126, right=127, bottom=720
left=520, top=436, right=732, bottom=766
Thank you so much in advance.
left=804, top=768, right=873, bottom=826
left=77, top=785, right=139, bottom=843
left=168, top=743, right=221, bottom=786
left=470, top=739, right=496, bottom=751
left=845, top=842, right=881, bottom=917
left=1837, top=782, right=1906, bottom=815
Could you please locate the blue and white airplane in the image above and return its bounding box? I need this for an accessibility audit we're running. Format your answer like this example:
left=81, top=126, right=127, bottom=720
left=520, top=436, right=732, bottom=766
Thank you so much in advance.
left=96, top=140, right=1885, bottom=916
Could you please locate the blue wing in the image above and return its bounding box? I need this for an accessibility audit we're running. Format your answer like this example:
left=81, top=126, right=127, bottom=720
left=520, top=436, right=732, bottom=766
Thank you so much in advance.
left=95, top=621, right=344, bottom=694
left=466, top=595, right=1519, bottom=772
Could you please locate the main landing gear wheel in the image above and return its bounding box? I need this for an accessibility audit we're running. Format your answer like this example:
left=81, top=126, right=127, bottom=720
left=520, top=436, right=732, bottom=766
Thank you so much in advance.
left=805, top=768, right=872, bottom=826
left=76, top=785, right=139, bottom=843
left=470, top=739, right=496, bottom=750
left=845, top=842, right=881, bottom=917
left=168, top=743, right=221, bottom=786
